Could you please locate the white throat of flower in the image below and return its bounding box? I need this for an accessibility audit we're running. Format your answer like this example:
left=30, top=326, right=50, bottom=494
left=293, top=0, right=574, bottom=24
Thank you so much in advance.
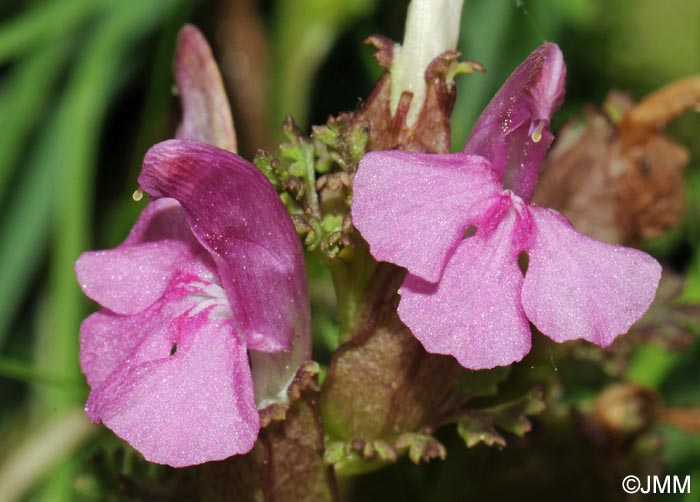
left=390, top=0, right=465, bottom=127
left=187, top=281, right=232, bottom=319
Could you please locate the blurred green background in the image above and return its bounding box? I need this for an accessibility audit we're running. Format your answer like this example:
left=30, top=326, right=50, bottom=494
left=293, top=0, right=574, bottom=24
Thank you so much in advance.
left=0, top=0, right=698, bottom=500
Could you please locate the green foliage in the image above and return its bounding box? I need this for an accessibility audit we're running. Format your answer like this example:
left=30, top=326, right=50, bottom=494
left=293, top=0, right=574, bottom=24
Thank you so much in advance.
left=255, top=115, right=368, bottom=260
left=456, top=389, right=546, bottom=448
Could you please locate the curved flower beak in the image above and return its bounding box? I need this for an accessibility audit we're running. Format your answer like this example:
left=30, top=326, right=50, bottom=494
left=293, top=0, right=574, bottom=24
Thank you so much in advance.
left=464, top=43, right=566, bottom=203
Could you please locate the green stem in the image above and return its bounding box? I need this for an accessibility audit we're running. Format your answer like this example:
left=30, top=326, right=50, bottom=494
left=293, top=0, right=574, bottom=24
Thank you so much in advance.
left=328, top=247, right=377, bottom=344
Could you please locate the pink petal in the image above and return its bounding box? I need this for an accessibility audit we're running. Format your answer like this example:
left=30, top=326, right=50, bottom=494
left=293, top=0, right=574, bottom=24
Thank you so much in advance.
left=352, top=150, right=500, bottom=283
left=80, top=272, right=214, bottom=390
left=80, top=310, right=159, bottom=389
left=139, top=139, right=310, bottom=353
left=521, top=206, right=661, bottom=347
left=124, top=198, right=197, bottom=246
left=85, top=311, right=258, bottom=467
left=174, top=25, right=237, bottom=152
left=464, top=43, right=565, bottom=203
left=398, top=200, right=532, bottom=369
left=76, top=198, right=213, bottom=315
left=75, top=241, right=192, bottom=315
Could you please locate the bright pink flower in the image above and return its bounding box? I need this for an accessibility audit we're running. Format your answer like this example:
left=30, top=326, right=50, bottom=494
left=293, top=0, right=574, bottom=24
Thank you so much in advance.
left=75, top=27, right=309, bottom=467
left=76, top=141, right=310, bottom=467
left=352, top=43, right=661, bottom=370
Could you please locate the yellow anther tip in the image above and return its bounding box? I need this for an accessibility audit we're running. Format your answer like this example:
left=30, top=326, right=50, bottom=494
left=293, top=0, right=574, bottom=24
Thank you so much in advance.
left=530, top=121, right=546, bottom=143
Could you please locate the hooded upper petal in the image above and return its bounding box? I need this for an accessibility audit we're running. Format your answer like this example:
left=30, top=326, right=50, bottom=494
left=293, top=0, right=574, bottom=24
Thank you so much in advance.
left=352, top=150, right=500, bottom=282
left=398, top=196, right=532, bottom=369
left=139, top=139, right=309, bottom=353
left=464, top=43, right=566, bottom=203
left=521, top=206, right=661, bottom=347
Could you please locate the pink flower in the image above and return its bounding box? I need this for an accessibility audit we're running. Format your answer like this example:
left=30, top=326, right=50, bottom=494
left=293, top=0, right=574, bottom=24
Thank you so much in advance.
left=76, top=141, right=310, bottom=467
left=76, top=140, right=309, bottom=467
left=75, top=27, right=310, bottom=467
left=352, top=43, right=661, bottom=370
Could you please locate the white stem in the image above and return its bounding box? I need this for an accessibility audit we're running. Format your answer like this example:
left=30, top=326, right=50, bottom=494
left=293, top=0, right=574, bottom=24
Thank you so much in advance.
left=390, top=0, right=465, bottom=126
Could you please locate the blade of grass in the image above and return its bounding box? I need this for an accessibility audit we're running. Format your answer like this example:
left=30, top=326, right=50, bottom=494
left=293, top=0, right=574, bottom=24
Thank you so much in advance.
left=0, top=106, right=59, bottom=351
left=0, top=356, right=86, bottom=400
left=0, top=0, right=104, bottom=64
left=0, top=44, right=70, bottom=205
left=39, top=0, right=183, bottom=407
left=26, top=1, right=184, bottom=499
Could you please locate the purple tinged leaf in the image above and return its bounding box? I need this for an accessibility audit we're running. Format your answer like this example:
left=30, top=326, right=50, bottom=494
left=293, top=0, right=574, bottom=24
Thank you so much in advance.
left=521, top=207, right=662, bottom=346
left=352, top=150, right=501, bottom=282
left=139, top=139, right=310, bottom=354
left=174, top=25, right=237, bottom=153
left=464, top=43, right=566, bottom=203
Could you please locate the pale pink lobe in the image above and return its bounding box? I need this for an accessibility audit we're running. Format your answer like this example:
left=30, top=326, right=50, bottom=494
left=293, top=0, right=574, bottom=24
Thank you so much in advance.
left=521, top=206, right=662, bottom=347
left=352, top=150, right=501, bottom=282
left=75, top=243, right=192, bottom=315
left=78, top=196, right=261, bottom=466
left=85, top=306, right=258, bottom=467
left=81, top=311, right=147, bottom=390
left=139, top=139, right=310, bottom=353
left=174, top=25, right=237, bottom=153
left=80, top=276, right=193, bottom=391
left=398, top=196, right=532, bottom=369
left=464, top=43, right=565, bottom=203
left=75, top=199, right=205, bottom=315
